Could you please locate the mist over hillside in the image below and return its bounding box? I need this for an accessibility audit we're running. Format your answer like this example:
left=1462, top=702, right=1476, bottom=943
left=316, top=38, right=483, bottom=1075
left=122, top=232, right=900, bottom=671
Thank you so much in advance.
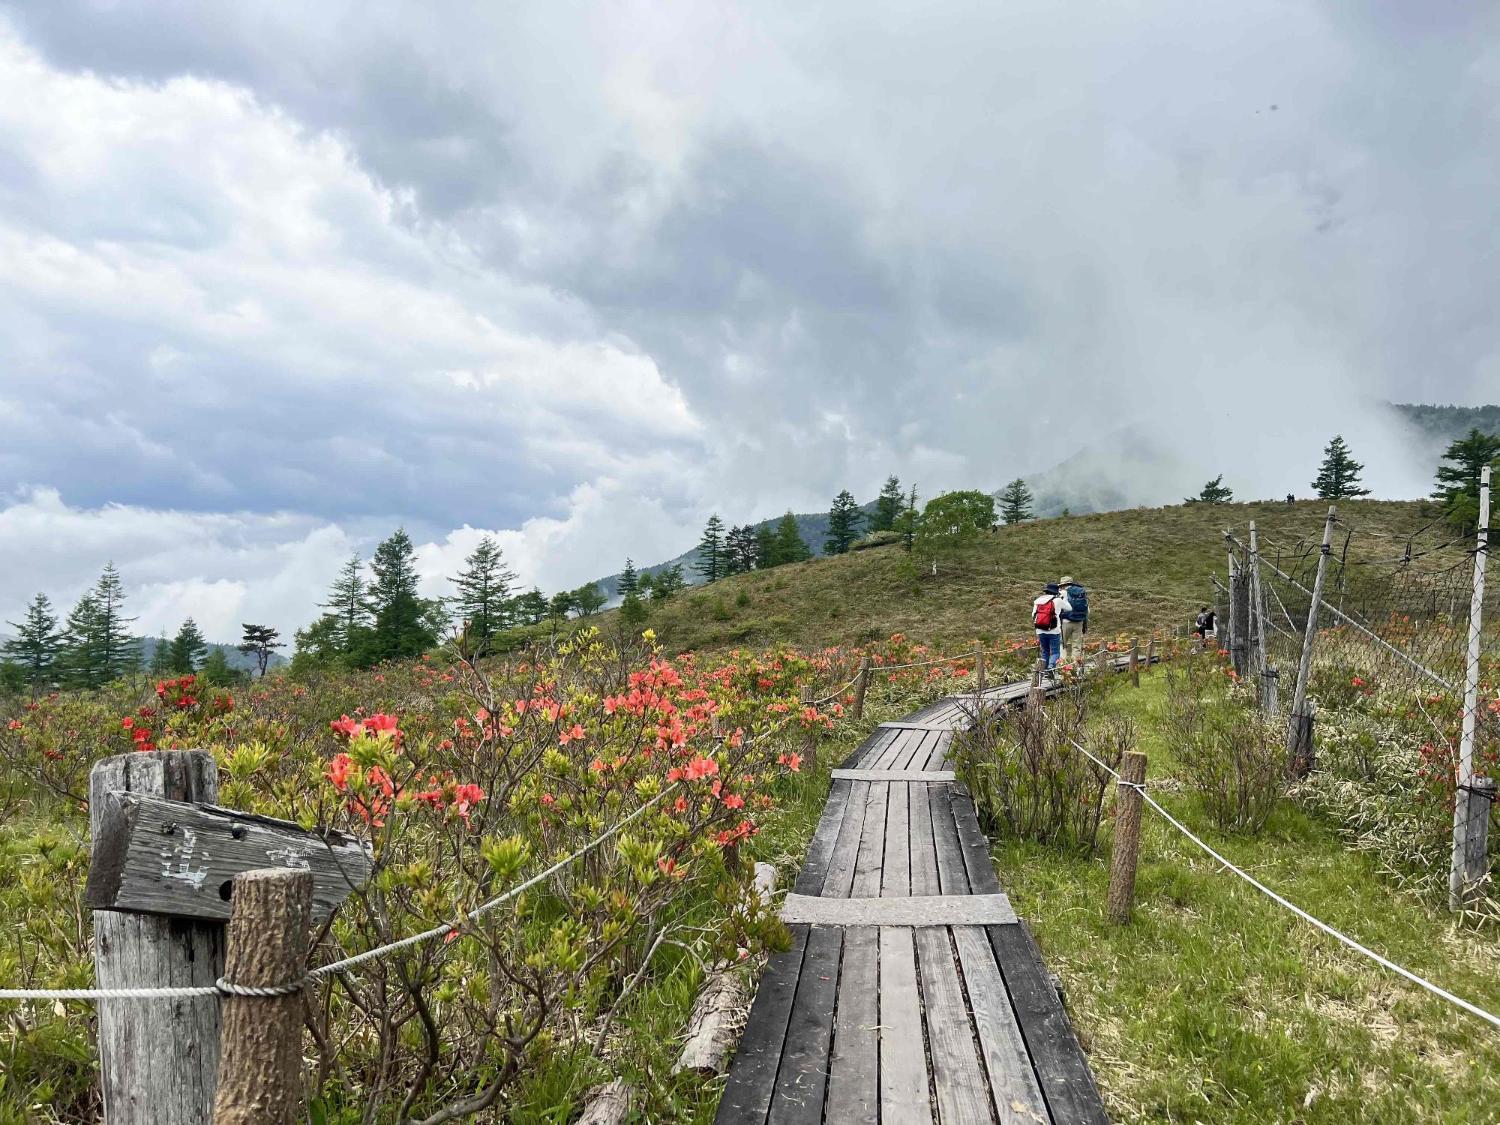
left=595, top=401, right=1493, bottom=594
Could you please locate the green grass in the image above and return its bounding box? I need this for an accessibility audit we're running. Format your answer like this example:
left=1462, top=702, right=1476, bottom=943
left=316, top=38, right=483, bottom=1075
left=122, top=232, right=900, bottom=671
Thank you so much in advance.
left=998, top=668, right=1500, bottom=1123
left=617, top=499, right=1447, bottom=655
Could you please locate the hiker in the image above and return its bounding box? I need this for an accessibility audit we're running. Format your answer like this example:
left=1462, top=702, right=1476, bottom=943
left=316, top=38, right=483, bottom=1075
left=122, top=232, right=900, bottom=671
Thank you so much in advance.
left=1058, top=574, right=1089, bottom=665
left=1032, top=582, right=1070, bottom=671
left=1194, top=605, right=1216, bottom=643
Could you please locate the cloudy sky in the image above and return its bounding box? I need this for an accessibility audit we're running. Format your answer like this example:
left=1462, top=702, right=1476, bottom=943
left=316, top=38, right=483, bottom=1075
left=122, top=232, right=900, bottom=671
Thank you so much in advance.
left=1, top=1, right=1497, bottom=641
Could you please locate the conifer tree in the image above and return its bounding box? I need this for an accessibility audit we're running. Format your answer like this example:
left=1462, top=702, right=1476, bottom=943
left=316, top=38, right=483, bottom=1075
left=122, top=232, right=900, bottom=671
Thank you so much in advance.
left=754, top=524, right=778, bottom=568
left=726, top=525, right=760, bottom=573
left=451, top=535, right=516, bottom=654
left=650, top=562, right=686, bottom=600
left=896, top=485, right=920, bottom=552
left=620, top=590, right=648, bottom=626
left=237, top=624, right=283, bottom=677
left=825, top=490, right=864, bottom=554
left=1312, top=435, right=1370, bottom=499
left=168, top=618, right=208, bottom=673
left=1433, top=428, right=1500, bottom=532
left=368, top=529, right=441, bottom=661
left=198, top=647, right=241, bottom=687
left=772, top=512, right=812, bottom=566
left=3, top=593, right=61, bottom=693
left=515, top=588, right=549, bottom=626
left=618, top=558, right=640, bottom=599
left=873, top=476, right=904, bottom=532
left=58, top=592, right=104, bottom=689
left=321, top=554, right=371, bottom=652
left=998, top=478, right=1034, bottom=524
left=696, top=515, right=727, bottom=582
left=1186, top=475, right=1234, bottom=504
left=149, top=640, right=176, bottom=676
left=58, top=565, right=139, bottom=687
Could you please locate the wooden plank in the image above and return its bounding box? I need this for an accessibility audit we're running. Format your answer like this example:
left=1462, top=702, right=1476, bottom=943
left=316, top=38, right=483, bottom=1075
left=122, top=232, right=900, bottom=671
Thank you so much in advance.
left=893, top=730, right=929, bottom=770
left=781, top=894, right=1018, bottom=927
left=916, top=927, right=995, bottom=1124
left=820, top=781, right=870, bottom=898
left=878, top=927, right=933, bottom=1123
left=716, top=926, right=810, bottom=1123
left=871, top=730, right=913, bottom=770
left=909, top=782, right=941, bottom=896
left=793, top=779, right=853, bottom=895
left=770, top=926, right=843, bottom=1123
left=831, top=768, right=956, bottom=782
left=87, top=793, right=371, bottom=924
left=925, top=731, right=953, bottom=771
left=950, top=790, right=1003, bottom=895
left=929, top=786, right=972, bottom=896
left=881, top=778, right=910, bottom=897
left=988, top=922, right=1109, bottom=1125
left=849, top=780, right=889, bottom=898
left=953, top=927, right=1049, bottom=1125
left=850, top=727, right=898, bottom=769
left=824, top=927, right=879, bottom=1125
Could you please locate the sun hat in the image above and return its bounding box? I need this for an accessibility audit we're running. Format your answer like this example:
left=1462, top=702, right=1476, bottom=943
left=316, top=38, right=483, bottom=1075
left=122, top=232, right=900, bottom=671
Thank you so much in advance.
left=1059, top=575, right=1076, bottom=586
left=1044, top=582, right=1060, bottom=594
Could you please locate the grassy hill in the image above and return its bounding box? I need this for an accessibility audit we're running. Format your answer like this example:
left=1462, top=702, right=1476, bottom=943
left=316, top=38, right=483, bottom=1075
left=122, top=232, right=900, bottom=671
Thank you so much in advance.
left=611, top=499, right=1446, bottom=654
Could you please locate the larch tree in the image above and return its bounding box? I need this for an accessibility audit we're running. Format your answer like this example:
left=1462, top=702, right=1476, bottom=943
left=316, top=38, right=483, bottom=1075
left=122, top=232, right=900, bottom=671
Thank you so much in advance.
left=368, top=529, right=442, bottom=661
left=618, top=558, right=640, bottom=599
left=772, top=512, right=812, bottom=566
left=168, top=617, right=208, bottom=673
left=3, top=593, right=61, bottom=694
left=452, top=535, right=517, bottom=654
left=825, top=490, right=864, bottom=554
left=1433, top=428, right=1500, bottom=533
left=696, top=515, right=727, bottom=583
left=1312, top=435, right=1371, bottom=499
left=998, top=478, right=1034, bottom=524
left=873, top=476, right=904, bottom=532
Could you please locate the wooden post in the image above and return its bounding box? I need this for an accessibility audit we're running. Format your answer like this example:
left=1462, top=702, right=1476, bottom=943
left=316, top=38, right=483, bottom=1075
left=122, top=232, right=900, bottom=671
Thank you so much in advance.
left=1287, top=505, right=1337, bottom=776
left=800, top=684, right=818, bottom=766
left=851, top=654, right=871, bottom=720
left=1457, top=778, right=1495, bottom=907
left=1248, top=521, right=1267, bottom=688
left=1261, top=665, right=1280, bottom=715
left=1451, top=465, right=1491, bottom=910
left=90, top=750, right=223, bottom=1124
left=212, top=868, right=313, bottom=1124
left=1146, top=638, right=1155, bottom=668
left=1129, top=641, right=1140, bottom=688
left=974, top=646, right=986, bottom=696
left=1032, top=657, right=1045, bottom=688
left=1106, top=751, right=1147, bottom=924
left=1226, top=535, right=1250, bottom=679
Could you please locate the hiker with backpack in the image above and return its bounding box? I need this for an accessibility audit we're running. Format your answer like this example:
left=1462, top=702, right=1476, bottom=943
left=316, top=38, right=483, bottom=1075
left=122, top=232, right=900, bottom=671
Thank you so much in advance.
left=1032, top=582, right=1071, bottom=671
left=1058, top=574, right=1089, bottom=666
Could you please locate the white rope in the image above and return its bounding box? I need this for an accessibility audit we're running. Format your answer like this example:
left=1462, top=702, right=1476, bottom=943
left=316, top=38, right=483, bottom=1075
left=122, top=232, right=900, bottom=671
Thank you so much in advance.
left=1261, top=557, right=1460, bottom=694
left=1041, top=713, right=1500, bottom=1032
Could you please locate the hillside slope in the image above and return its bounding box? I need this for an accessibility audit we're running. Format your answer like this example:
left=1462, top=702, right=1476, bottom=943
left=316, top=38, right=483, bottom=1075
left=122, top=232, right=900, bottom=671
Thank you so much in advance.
left=615, top=499, right=1442, bottom=654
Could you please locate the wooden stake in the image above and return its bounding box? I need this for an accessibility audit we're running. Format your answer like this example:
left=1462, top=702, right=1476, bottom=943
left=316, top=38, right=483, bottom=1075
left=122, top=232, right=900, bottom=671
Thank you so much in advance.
left=1146, top=638, right=1155, bottom=668
left=1452, top=465, right=1492, bottom=910
left=90, top=750, right=223, bottom=1124
left=974, top=647, right=986, bottom=696
left=1129, top=641, right=1140, bottom=688
left=1288, top=505, right=1337, bottom=776
left=212, top=868, right=314, bottom=1125
left=852, top=654, right=871, bottom=720
left=1105, top=751, right=1147, bottom=924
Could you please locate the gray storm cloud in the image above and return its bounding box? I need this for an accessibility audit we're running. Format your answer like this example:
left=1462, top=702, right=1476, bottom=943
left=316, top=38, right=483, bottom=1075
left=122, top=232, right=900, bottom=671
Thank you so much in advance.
left=0, top=1, right=1496, bottom=635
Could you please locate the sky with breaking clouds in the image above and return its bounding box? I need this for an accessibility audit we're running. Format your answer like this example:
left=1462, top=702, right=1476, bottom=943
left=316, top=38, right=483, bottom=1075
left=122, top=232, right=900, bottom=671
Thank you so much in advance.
left=1, top=1, right=1498, bottom=641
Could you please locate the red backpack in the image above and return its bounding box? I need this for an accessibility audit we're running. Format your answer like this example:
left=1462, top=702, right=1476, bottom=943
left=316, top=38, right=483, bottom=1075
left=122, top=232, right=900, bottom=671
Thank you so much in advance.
left=1033, top=597, right=1057, bottom=630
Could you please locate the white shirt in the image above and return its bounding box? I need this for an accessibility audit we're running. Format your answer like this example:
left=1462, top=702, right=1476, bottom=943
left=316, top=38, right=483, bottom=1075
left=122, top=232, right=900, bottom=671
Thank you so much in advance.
left=1033, top=592, right=1070, bottom=636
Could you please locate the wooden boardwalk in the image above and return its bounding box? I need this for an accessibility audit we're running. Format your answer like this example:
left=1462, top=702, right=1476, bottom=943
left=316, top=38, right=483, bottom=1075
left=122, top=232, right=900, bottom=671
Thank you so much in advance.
left=716, top=681, right=1108, bottom=1125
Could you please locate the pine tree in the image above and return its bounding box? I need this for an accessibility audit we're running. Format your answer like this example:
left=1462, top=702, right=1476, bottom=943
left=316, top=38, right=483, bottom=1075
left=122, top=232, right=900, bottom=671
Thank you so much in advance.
left=825, top=490, right=864, bottom=554
left=149, top=640, right=176, bottom=676
left=321, top=554, right=372, bottom=653
left=754, top=524, right=778, bottom=568
left=93, top=564, right=140, bottom=681
left=515, top=588, right=549, bottom=626
left=168, top=618, right=208, bottom=673
left=896, top=485, right=920, bottom=552
left=772, top=512, right=812, bottom=566
left=998, top=478, right=1034, bottom=524
left=1433, top=428, right=1500, bottom=533
left=1312, top=435, right=1370, bottom=499
left=1186, top=475, right=1234, bottom=504
left=725, top=525, right=760, bottom=573
left=618, top=559, right=640, bottom=599
left=873, top=476, right=904, bottom=532
left=696, top=515, right=727, bottom=582
left=368, top=529, right=441, bottom=661
left=2, top=593, right=61, bottom=693
left=58, top=592, right=104, bottom=689
left=620, top=591, right=649, bottom=626
left=237, top=624, right=284, bottom=677
left=451, top=535, right=516, bottom=654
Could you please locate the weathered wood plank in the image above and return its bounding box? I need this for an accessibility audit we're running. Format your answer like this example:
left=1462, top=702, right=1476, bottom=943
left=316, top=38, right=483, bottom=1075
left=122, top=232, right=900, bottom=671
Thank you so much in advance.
left=850, top=727, right=898, bottom=769
left=881, top=779, right=910, bottom=897
left=909, top=782, right=941, bottom=896
left=988, top=922, right=1108, bottom=1124
left=820, top=781, right=870, bottom=899
left=769, top=926, right=843, bottom=1123
left=929, top=785, right=972, bottom=896
left=849, top=780, right=889, bottom=898
left=952, top=927, right=1049, bottom=1124
left=823, top=926, right=879, bottom=1125
left=715, top=926, right=810, bottom=1123
left=793, top=779, right=854, bottom=895
left=950, top=789, right=1004, bottom=895
left=87, top=793, right=371, bottom=924
left=878, top=927, right=933, bottom=1124
left=870, top=730, right=910, bottom=770
left=892, top=730, right=927, bottom=770
left=916, top=927, right=995, bottom=1124
left=830, top=768, right=956, bottom=782
left=90, top=751, right=223, bottom=1125
left=924, top=731, right=953, bottom=771
left=780, top=894, right=1017, bottom=927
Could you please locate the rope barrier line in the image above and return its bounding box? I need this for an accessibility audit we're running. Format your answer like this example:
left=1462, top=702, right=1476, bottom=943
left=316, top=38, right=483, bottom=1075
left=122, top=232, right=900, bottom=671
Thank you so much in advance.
left=1040, top=714, right=1500, bottom=1032
left=1260, top=556, right=1461, bottom=695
